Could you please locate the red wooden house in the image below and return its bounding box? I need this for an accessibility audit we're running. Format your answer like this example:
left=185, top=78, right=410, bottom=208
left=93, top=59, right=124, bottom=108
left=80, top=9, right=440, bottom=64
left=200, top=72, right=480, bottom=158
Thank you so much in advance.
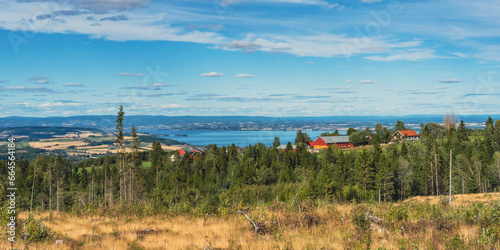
left=392, top=130, right=420, bottom=143
left=177, top=146, right=207, bottom=159
left=312, top=136, right=354, bottom=149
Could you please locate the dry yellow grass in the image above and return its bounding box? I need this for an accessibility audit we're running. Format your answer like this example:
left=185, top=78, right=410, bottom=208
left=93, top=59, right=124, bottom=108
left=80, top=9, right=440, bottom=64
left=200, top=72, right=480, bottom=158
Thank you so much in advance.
left=4, top=207, right=354, bottom=249
left=405, top=192, right=500, bottom=205
left=3, top=194, right=499, bottom=249
left=162, top=145, right=183, bottom=151
left=29, top=140, right=88, bottom=150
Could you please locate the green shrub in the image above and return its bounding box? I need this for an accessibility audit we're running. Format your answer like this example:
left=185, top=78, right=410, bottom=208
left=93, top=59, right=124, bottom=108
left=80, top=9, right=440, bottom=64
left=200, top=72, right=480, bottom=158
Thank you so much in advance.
left=351, top=205, right=370, bottom=231
left=343, top=185, right=359, bottom=203
left=23, top=214, right=52, bottom=242
left=389, top=205, right=409, bottom=222
left=477, top=227, right=497, bottom=246
left=449, top=234, right=465, bottom=249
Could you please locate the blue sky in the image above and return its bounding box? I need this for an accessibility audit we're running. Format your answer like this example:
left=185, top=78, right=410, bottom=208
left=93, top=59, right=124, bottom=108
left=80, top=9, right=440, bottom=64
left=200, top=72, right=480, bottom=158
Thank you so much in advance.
left=0, top=0, right=499, bottom=117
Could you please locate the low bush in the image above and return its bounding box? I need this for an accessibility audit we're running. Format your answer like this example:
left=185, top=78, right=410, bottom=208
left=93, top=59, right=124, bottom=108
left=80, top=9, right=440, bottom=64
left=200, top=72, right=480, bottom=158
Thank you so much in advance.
left=23, top=214, right=52, bottom=242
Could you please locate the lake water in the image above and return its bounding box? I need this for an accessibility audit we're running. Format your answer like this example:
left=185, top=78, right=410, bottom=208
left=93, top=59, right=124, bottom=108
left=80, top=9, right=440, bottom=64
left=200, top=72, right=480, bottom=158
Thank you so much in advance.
left=142, top=130, right=325, bottom=147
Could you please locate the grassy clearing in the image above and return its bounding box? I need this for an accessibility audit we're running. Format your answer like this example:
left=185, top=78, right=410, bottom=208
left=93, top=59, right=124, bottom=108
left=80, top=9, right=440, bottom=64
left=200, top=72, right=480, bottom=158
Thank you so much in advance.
left=14, top=142, right=31, bottom=149
left=406, top=193, right=500, bottom=205
left=3, top=193, right=500, bottom=249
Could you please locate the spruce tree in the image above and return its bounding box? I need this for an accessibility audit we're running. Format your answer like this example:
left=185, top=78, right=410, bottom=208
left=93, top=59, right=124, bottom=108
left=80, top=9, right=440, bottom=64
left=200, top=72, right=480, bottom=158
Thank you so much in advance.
left=272, top=137, right=281, bottom=148
left=494, top=120, right=500, bottom=152
left=115, top=105, right=125, bottom=203
left=376, top=153, right=394, bottom=202
left=395, top=120, right=407, bottom=131
left=457, top=120, right=467, bottom=142
left=130, top=124, right=140, bottom=203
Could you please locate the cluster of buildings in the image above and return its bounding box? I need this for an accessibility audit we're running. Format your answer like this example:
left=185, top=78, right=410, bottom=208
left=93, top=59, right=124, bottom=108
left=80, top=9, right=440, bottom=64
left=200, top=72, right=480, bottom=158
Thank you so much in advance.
left=173, top=130, right=421, bottom=158
left=391, top=130, right=421, bottom=142
left=277, top=129, right=421, bottom=152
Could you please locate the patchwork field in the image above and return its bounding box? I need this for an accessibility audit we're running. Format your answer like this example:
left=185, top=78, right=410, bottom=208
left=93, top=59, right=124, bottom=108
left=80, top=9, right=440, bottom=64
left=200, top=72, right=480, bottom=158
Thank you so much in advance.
left=28, top=136, right=184, bottom=156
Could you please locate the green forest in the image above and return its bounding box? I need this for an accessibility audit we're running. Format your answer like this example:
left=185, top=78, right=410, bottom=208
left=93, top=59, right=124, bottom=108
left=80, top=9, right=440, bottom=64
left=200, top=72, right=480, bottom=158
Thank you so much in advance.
left=1, top=107, right=500, bottom=216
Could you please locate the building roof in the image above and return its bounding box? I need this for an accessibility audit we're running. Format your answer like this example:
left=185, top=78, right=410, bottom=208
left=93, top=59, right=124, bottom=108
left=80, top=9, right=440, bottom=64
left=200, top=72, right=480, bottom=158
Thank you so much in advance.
left=318, top=136, right=350, bottom=144
left=179, top=146, right=207, bottom=156
left=277, top=144, right=296, bottom=150
left=395, top=130, right=420, bottom=137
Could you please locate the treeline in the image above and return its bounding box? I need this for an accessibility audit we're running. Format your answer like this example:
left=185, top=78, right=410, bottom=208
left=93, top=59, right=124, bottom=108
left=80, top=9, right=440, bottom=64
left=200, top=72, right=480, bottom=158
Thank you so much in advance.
left=1, top=111, right=500, bottom=215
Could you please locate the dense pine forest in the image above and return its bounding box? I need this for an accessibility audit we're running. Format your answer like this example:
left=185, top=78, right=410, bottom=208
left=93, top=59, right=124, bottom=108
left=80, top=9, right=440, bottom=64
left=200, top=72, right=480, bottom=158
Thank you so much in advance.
left=1, top=108, right=500, bottom=216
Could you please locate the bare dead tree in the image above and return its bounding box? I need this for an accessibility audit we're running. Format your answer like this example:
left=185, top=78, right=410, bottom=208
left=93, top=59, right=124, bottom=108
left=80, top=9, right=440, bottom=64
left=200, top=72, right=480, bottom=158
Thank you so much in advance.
left=30, top=161, right=37, bottom=212
left=443, top=112, right=457, bottom=134
left=49, top=160, right=53, bottom=211
left=238, top=210, right=268, bottom=234
left=456, top=154, right=483, bottom=193
left=56, top=179, right=60, bottom=212
left=116, top=105, right=125, bottom=203
left=130, top=124, right=140, bottom=203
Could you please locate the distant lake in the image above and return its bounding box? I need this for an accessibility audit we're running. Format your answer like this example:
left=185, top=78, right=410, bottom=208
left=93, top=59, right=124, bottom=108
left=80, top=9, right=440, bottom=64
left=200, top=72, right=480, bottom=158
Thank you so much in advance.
left=142, top=130, right=326, bottom=147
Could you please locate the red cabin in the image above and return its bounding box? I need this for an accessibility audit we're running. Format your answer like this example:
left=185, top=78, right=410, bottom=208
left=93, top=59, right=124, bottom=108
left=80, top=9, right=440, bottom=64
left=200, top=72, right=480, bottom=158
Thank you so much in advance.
left=312, top=136, right=354, bottom=149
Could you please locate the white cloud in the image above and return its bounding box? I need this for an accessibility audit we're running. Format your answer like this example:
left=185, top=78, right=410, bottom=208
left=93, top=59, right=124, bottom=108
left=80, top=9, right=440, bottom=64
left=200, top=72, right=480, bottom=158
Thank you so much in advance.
left=358, top=80, right=377, bottom=84
left=0, top=1, right=224, bottom=44
left=35, top=79, right=49, bottom=84
left=222, top=35, right=422, bottom=58
left=0, top=1, right=442, bottom=61
left=453, top=52, right=468, bottom=58
left=361, top=0, right=384, bottom=3
left=39, top=102, right=84, bottom=108
left=272, top=0, right=339, bottom=9
left=475, top=45, right=500, bottom=62
left=346, top=80, right=353, bottom=84
left=201, top=72, right=224, bottom=77
left=63, top=83, right=83, bottom=87
left=304, top=61, right=315, bottom=64
left=439, top=78, right=463, bottom=83
left=159, top=104, right=183, bottom=109
left=365, top=50, right=441, bottom=61
left=1, top=86, right=59, bottom=93
left=153, top=83, right=171, bottom=87
left=235, top=74, right=255, bottom=78
left=29, top=76, right=50, bottom=84
left=225, top=41, right=261, bottom=50
left=20, top=0, right=149, bottom=12
left=116, top=72, right=145, bottom=77
left=219, top=0, right=340, bottom=9
left=401, top=90, right=442, bottom=95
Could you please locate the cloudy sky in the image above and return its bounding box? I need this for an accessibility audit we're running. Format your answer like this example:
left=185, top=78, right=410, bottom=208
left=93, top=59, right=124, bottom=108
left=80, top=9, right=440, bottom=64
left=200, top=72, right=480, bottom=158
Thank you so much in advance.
left=0, top=0, right=499, bottom=117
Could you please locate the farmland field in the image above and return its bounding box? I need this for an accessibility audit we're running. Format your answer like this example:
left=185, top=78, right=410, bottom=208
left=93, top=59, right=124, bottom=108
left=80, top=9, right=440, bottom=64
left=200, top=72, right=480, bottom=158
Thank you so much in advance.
left=27, top=136, right=184, bottom=156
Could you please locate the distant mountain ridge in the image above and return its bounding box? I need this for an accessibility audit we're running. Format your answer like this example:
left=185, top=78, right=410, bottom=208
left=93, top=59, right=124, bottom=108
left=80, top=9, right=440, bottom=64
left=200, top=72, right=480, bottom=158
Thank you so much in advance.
left=0, top=115, right=497, bottom=131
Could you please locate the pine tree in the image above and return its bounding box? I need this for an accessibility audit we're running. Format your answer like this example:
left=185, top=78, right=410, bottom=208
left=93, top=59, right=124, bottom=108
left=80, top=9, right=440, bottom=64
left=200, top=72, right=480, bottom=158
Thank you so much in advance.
left=400, top=142, right=408, bottom=157
left=354, top=150, right=374, bottom=200
left=294, top=130, right=310, bottom=145
left=346, top=128, right=356, bottom=136
left=150, top=141, right=163, bottom=190
left=130, top=124, right=140, bottom=203
left=457, top=120, right=467, bottom=142
left=395, top=120, right=407, bottom=131
left=483, top=117, right=495, bottom=162
left=376, top=153, right=394, bottom=202
left=494, top=120, right=500, bottom=152
left=115, top=105, right=125, bottom=203
left=272, top=137, right=281, bottom=148
left=398, top=157, right=413, bottom=200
